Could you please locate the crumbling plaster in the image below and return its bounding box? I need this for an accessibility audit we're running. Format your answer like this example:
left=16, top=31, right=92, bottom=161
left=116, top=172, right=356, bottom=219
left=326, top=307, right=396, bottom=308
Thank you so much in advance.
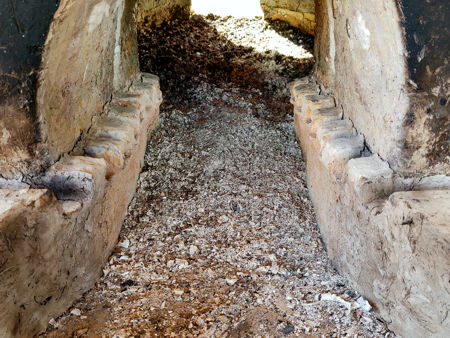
left=314, top=0, right=449, bottom=175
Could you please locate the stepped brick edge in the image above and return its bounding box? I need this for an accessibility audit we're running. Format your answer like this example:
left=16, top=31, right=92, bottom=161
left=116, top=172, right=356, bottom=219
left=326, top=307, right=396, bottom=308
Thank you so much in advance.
left=0, top=73, right=162, bottom=337
left=290, top=76, right=450, bottom=337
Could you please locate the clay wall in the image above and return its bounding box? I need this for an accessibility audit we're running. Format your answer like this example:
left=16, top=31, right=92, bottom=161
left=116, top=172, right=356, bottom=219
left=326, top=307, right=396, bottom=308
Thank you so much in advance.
left=0, top=0, right=448, bottom=336
left=314, top=0, right=449, bottom=175
left=293, top=0, right=449, bottom=334
left=0, top=1, right=162, bottom=336
left=0, top=0, right=140, bottom=181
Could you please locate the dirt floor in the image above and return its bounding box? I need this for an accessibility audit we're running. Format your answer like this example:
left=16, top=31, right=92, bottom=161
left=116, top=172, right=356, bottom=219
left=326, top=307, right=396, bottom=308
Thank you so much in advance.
left=42, top=15, right=393, bottom=337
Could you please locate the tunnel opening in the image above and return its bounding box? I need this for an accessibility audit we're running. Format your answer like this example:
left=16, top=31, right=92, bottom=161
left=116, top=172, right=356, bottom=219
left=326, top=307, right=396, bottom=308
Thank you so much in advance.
left=39, top=4, right=397, bottom=337
left=0, top=1, right=448, bottom=336
left=137, top=4, right=314, bottom=122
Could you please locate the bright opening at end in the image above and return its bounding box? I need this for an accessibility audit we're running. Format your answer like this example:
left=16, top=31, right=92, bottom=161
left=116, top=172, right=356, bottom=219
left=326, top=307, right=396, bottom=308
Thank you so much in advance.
left=192, top=0, right=264, bottom=18
left=192, top=0, right=312, bottom=59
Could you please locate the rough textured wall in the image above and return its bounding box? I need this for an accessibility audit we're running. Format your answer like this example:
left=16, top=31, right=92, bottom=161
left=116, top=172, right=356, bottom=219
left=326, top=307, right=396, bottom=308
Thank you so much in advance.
left=314, top=0, right=449, bottom=175
left=401, top=0, right=449, bottom=174
left=0, top=0, right=139, bottom=181
left=260, top=0, right=315, bottom=35
left=37, top=0, right=139, bottom=172
left=0, top=74, right=161, bottom=338
left=138, top=0, right=191, bottom=28
left=291, top=78, right=450, bottom=336
left=314, top=0, right=410, bottom=173
left=0, top=0, right=61, bottom=180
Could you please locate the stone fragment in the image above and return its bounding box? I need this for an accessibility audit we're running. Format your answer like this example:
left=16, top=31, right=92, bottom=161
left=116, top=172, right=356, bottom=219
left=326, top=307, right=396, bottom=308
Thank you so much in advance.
left=226, top=278, right=238, bottom=286
left=48, top=318, right=58, bottom=328
left=218, top=215, right=229, bottom=223
left=321, top=293, right=352, bottom=314
left=356, top=297, right=372, bottom=313
left=70, top=308, right=82, bottom=316
left=189, top=245, right=199, bottom=255
left=174, top=289, right=184, bottom=296
left=281, top=323, right=295, bottom=334
left=119, top=239, right=130, bottom=249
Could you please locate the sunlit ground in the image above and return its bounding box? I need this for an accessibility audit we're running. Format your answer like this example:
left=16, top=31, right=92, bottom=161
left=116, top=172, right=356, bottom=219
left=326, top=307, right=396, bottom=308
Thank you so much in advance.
left=191, top=0, right=312, bottom=59
left=192, top=0, right=263, bottom=18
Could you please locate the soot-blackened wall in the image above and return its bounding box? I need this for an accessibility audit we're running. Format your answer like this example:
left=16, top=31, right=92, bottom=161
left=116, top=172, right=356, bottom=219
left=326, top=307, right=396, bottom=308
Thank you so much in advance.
left=402, top=0, right=449, bottom=171
left=0, top=0, right=60, bottom=179
left=314, top=0, right=449, bottom=175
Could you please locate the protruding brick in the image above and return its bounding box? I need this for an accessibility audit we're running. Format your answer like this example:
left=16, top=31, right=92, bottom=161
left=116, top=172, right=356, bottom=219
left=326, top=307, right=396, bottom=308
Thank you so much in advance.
left=141, top=72, right=160, bottom=86
left=33, top=156, right=107, bottom=202
left=289, top=77, right=311, bottom=89
left=108, top=105, right=142, bottom=130
left=290, top=83, right=319, bottom=107
left=316, top=119, right=356, bottom=145
left=303, top=94, right=335, bottom=119
left=311, top=107, right=343, bottom=123
left=84, top=138, right=128, bottom=178
left=320, top=135, right=364, bottom=167
left=112, top=93, right=141, bottom=109
left=346, top=155, right=394, bottom=203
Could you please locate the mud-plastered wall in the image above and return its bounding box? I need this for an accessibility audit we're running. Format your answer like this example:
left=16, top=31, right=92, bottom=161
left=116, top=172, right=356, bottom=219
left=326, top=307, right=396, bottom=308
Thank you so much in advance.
left=292, top=0, right=449, bottom=335
left=37, top=0, right=140, bottom=173
left=0, top=1, right=164, bottom=336
left=314, top=0, right=449, bottom=175
left=0, top=0, right=140, bottom=182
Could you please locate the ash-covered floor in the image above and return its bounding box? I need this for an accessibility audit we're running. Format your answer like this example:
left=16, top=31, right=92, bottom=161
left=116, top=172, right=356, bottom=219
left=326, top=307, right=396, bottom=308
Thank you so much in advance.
left=43, top=15, right=393, bottom=337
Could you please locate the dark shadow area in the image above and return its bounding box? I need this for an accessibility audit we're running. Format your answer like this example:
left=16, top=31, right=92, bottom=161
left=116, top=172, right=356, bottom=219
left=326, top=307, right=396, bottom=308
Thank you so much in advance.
left=402, top=0, right=449, bottom=165
left=0, top=0, right=60, bottom=103
left=138, top=14, right=314, bottom=122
